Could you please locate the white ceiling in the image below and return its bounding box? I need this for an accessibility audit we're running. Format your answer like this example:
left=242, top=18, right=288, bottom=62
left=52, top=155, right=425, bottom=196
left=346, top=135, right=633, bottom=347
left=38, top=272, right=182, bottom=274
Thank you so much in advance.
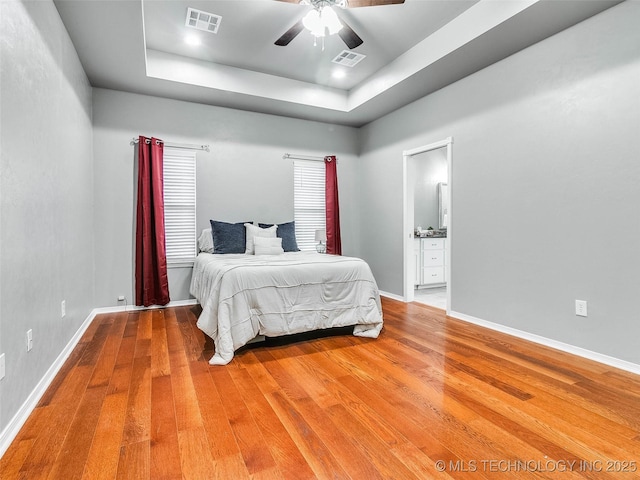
left=54, top=0, right=622, bottom=127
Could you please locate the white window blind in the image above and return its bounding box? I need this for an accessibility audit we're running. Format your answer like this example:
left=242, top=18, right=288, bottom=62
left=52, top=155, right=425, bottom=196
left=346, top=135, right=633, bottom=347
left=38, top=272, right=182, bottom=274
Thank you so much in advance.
left=293, top=159, right=325, bottom=251
left=163, top=147, right=196, bottom=266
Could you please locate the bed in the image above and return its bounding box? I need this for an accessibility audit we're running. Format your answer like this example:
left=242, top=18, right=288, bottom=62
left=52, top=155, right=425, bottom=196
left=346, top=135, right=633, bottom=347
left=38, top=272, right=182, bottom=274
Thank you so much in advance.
left=190, top=251, right=384, bottom=365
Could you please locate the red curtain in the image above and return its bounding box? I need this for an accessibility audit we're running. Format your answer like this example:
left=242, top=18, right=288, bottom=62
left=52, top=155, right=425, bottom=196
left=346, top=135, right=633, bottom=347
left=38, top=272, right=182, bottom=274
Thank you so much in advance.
left=135, top=136, right=170, bottom=306
left=324, top=155, right=342, bottom=255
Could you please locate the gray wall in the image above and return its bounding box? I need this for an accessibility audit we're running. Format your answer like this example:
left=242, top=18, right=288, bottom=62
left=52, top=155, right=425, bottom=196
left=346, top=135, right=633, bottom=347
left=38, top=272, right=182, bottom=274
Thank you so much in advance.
left=358, top=1, right=640, bottom=364
left=0, top=0, right=94, bottom=433
left=92, top=88, right=361, bottom=306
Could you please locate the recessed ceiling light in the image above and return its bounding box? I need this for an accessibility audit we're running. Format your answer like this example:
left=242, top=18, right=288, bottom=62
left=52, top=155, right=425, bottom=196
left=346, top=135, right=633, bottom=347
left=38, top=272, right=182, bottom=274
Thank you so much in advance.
left=332, top=70, right=346, bottom=79
left=185, top=35, right=201, bottom=47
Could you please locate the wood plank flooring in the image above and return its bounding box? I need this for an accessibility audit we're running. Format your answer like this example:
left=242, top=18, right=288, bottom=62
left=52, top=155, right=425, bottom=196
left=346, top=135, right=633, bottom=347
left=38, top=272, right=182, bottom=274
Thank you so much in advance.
left=2, top=298, right=640, bottom=479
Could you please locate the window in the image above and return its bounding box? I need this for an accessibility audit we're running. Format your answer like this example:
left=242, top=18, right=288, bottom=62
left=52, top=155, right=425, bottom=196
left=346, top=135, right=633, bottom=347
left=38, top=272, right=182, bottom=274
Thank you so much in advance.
left=293, top=159, right=325, bottom=251
left=163, top=147, right=196, bottom=266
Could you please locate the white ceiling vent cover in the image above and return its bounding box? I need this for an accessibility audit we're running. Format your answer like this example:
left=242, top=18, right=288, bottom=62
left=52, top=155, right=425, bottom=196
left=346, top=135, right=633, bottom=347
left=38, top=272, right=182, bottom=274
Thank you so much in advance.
left=332, top=50, right=366, bottom=67
left=185, top=7, right=222, bottom=34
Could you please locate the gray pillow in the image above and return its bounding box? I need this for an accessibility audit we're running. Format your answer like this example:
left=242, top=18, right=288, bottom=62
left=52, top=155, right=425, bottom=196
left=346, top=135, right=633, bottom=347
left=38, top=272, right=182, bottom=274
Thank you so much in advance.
left=210, top=220, right=248, bottom=254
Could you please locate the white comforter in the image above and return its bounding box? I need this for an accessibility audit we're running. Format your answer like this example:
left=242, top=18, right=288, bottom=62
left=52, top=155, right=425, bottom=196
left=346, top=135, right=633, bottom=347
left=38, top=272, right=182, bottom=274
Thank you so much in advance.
left=190, top=252, right=383, bottom=365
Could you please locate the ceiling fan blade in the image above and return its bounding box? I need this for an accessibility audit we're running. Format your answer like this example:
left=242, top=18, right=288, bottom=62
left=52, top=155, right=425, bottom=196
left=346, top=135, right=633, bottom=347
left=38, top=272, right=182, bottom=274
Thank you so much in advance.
left=338, top=21, right=363, bottom=49
left=275, top=19, right=305, bottom=46
left=347, top=0, right=405, bottom=7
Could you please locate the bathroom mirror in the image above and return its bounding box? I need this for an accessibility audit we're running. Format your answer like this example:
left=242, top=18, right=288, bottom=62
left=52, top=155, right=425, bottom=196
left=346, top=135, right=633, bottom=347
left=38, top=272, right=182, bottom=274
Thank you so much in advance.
left=438, top=183, right=448, bottom=228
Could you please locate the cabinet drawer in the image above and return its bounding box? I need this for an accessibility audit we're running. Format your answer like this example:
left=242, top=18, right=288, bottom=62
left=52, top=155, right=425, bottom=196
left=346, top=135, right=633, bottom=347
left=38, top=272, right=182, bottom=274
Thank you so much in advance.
left=421, top=238, right=444, bottom=250
left=422, top=267, right=444, bottom=284
left=422, top=250, right=444, bottom=267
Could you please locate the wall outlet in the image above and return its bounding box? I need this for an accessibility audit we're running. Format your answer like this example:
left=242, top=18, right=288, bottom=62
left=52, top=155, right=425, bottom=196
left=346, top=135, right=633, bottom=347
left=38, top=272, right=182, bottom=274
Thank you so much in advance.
left=61, top=300, right=66, bottom=318
left=575, top=299, right=588, bottom=317
left=26, top=329, right=33, bottom=351
left=117, top=295, right=126, bottom=302
left=0, top=353, right=5, bottom=380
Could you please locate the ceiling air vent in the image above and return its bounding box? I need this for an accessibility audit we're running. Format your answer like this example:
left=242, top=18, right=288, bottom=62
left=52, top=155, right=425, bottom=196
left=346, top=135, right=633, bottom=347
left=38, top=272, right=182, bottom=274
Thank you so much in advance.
left=332, top=50, right=366, bottom=67
left=185, top=7, right=222, bottom=34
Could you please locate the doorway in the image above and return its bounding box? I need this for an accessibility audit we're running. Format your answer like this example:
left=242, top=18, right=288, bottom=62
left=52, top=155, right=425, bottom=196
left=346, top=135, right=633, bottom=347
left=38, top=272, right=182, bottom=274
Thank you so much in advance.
left=402, top=137, right=452, bottom=313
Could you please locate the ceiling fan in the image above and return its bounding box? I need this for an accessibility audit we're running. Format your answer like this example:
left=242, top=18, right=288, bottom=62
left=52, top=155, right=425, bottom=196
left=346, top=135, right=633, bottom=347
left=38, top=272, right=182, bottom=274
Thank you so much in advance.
left=274, top=0, right=405, bottom=49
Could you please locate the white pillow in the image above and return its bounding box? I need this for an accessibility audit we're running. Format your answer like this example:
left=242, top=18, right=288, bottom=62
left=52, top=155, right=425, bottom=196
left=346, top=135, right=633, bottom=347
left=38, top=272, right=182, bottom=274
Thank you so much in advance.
left=244, top=223, right=277, bottom=254
left=254, top=236, right=284, bottom=255
left=197, top=228, right=214, bottom=253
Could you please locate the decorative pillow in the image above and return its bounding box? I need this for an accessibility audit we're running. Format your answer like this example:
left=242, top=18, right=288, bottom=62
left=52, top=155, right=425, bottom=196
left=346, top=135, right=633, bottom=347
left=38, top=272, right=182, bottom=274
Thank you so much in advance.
left=258, top=221, right=300, bottom=252
left=244, top=223, right=277, bottom=254
left=254, top=236, right=284, bottom=255
left=210, top=220, right=249, bottom=254
left=197, top=228, right=214, bottom=253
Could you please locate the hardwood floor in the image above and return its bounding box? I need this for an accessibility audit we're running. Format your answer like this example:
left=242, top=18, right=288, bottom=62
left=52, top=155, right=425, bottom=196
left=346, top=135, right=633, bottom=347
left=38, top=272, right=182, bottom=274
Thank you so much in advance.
left=2, top=298, right=640, bottom=479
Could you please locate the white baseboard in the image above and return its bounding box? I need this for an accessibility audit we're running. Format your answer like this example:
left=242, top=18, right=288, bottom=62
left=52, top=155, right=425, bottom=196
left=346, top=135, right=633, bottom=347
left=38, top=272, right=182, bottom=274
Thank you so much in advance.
left=379, top=290, right=405, bottom=302
left=0, top=298, right=200, bottom=458
left=93, top=298, right=199, bottom=315
left=0, top=309, right=97, bottom=458
left=449, top=310, right=640, bottom=376
left=164, top=299, right=199, bottom=308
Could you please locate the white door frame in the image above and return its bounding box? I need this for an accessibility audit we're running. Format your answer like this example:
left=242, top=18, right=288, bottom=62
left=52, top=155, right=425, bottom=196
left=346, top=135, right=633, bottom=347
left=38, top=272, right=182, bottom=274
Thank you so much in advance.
left=402, top=137, right=453, bottom=313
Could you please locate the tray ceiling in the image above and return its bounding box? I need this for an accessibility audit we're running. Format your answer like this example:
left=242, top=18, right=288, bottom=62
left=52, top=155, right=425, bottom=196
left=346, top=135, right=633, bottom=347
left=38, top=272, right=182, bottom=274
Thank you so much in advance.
left=54, top=0, right=622, bottom=126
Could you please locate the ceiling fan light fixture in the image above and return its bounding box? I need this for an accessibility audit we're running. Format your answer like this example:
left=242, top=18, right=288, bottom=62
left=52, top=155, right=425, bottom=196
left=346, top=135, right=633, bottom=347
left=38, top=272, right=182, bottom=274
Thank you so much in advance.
left=302, top=9, right=323, bottom=36
left=302, top=5, right=343, bottom=38
left=321, top=6, right=343, bottom=35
